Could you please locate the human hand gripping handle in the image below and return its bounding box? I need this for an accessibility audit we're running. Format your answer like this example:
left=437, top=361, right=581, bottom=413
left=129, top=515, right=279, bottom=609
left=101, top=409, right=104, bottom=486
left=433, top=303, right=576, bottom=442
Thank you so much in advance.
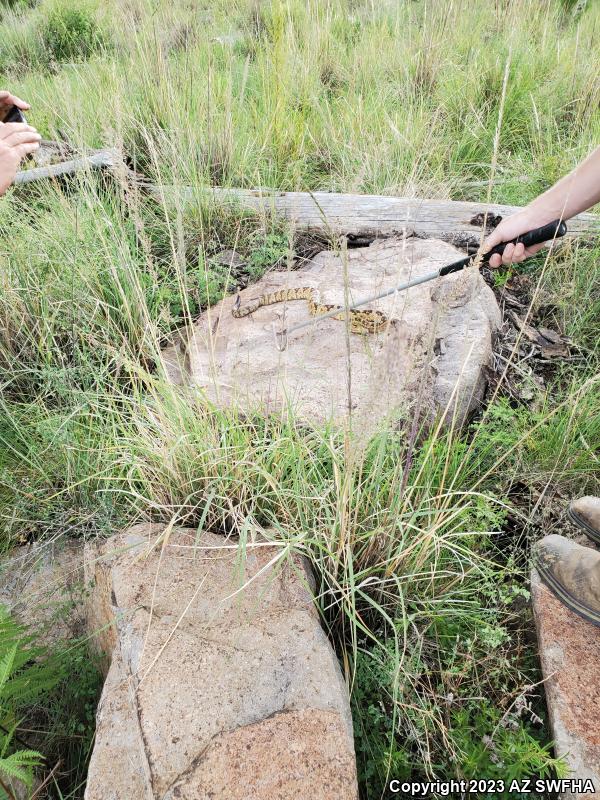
left=483, top=219, right=567, bottom=266
left=482, top=209, right=569, bottom=268
left=438, top=220, right=567, bottom=278
left=482, top=146, right=600, bottom=267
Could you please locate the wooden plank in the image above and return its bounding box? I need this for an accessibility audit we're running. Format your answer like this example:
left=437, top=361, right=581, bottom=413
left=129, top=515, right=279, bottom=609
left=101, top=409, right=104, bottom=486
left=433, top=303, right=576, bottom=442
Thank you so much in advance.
left=193, top=187, right=598, bottom=242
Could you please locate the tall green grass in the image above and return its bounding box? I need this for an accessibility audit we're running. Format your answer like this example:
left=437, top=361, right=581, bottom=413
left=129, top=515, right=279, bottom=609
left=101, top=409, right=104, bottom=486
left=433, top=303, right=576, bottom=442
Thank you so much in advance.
left=0, top=174, right=597, bottom=793
left=0, top=0, right=597, bottom=196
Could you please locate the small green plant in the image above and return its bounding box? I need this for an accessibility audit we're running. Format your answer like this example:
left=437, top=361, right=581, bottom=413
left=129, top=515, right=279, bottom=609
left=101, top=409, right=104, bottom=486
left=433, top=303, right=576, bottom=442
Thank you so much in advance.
left=0, top=606, right=63, bottom=795
left=0, top=601, right=103, bottom=799
left=39, top=643, right=103, bottom=797
left=493, top=269, right=511, bottom=288
left=245, top=231, right=289, bottom=280
left=352, top=614, right=564, bottom=799
left=195, top=255, right=236, bottom=309
left=41, top=4, right=108, bottom=63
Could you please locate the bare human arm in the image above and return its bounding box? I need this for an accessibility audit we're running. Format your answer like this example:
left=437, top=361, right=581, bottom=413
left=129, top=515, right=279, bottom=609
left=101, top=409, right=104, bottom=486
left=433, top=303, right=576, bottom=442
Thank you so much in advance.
left=484, top=145, right=600, bottom=267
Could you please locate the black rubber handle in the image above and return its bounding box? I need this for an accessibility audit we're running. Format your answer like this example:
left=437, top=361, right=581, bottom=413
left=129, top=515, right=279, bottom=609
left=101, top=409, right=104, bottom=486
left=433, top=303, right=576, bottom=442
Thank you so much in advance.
left=486, top=219, right=567, bottom=261
left=438, top=219, right=568, bottom=278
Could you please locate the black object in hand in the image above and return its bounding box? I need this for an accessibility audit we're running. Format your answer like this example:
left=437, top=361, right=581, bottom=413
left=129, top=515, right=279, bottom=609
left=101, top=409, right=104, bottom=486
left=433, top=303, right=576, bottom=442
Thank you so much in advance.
left=439, top=219, right=568, bottom=277
left=485, top=219, right=568, bottom=261
left=3, top=105, right=27, bottom=124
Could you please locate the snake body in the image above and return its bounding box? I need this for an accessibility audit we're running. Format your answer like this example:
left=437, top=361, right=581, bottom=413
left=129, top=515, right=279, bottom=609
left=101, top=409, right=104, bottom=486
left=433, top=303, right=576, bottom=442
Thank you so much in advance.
left=232, top=287, right=393, bottom=334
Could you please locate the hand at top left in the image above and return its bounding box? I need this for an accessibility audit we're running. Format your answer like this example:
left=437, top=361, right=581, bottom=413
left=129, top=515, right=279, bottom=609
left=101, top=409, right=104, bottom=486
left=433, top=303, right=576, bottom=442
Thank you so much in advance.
left=0, top=90, right=31, bottom=120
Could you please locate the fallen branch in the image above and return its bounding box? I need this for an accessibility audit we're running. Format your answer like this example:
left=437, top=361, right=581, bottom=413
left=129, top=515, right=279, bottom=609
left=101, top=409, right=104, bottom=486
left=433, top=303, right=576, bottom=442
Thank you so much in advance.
left=13, top=150, right=598, bottom=242
left=14, top=149, right=118, bottom=185
left=149, top=185, right=598, bottom=243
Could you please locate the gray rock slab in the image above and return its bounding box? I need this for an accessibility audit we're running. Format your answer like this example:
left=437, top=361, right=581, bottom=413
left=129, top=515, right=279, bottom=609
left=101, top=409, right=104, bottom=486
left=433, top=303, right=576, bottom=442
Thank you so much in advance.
left=84, top=525, right=358, bottom=800
left=531, top=568, right=600, bottom=798
left=162, top=237, right=501, bottom=428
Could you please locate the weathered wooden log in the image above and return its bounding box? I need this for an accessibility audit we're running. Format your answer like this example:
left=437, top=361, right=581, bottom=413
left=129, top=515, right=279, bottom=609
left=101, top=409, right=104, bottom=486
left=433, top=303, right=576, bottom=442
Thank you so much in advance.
left=13, top=149, right=118, bottom=185
left=180, top=187, right=598, bottom=244
left=14, top=150, right=598, bottom=242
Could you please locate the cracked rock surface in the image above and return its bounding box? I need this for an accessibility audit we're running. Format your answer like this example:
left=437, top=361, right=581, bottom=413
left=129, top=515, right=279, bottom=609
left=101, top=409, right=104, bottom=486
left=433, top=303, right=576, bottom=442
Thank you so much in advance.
left=162, top=237, right=501, bottom=428
left=83, top=525, right=358, bottom=799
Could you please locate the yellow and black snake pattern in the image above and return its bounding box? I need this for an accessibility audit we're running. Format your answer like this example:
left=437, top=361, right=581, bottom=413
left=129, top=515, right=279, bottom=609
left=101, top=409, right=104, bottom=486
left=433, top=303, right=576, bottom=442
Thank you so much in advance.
left=232, top=287, right=394, bottom=334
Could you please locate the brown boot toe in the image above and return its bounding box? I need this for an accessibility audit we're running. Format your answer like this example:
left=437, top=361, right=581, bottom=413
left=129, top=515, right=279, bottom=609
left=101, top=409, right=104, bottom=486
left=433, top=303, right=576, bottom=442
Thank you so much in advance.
left=533, top=534, right=600, bottom=627
left=569, top=496, right=600, bottom=545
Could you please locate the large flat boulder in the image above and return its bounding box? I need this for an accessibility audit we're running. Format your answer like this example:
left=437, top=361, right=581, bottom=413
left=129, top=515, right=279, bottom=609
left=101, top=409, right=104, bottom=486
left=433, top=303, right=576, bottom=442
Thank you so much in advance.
left=84, top=525, right=358, bottom=800
left=163, top=237, right=501, bottom=427
left=531, top=568, right=600, bottom=797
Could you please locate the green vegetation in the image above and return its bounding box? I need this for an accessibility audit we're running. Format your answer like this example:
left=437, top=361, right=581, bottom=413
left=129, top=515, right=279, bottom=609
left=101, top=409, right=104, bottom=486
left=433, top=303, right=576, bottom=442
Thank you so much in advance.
left=0, top=608, right=52, bottom=796
left=41, top=5, right=108, bottom=64
left=0, top=0, right=597, bottom=796
left=0, top=606, right=101, bottom=799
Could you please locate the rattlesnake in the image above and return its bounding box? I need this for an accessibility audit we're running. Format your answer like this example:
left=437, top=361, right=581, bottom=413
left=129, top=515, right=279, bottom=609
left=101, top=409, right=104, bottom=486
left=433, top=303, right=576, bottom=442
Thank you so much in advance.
left=232, top=287, right=395, bottom=334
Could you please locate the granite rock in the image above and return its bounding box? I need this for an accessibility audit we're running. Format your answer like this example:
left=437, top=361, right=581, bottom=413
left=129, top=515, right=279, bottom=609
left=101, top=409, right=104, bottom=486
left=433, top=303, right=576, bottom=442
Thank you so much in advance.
left=84, top=525, right=358, bottom=799
left=0, top=539, right=84, bottom=645
left=531, top=568, right=600, bottom=798
left=162, top=237, right=501, bottom=428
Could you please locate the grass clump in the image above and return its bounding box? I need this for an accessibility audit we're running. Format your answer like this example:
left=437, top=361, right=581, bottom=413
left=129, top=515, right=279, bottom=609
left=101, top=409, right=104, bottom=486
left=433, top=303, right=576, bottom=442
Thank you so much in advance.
left=41, top=3, right=109, bottom=64
left=0, top=0, right=109, bottom=75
